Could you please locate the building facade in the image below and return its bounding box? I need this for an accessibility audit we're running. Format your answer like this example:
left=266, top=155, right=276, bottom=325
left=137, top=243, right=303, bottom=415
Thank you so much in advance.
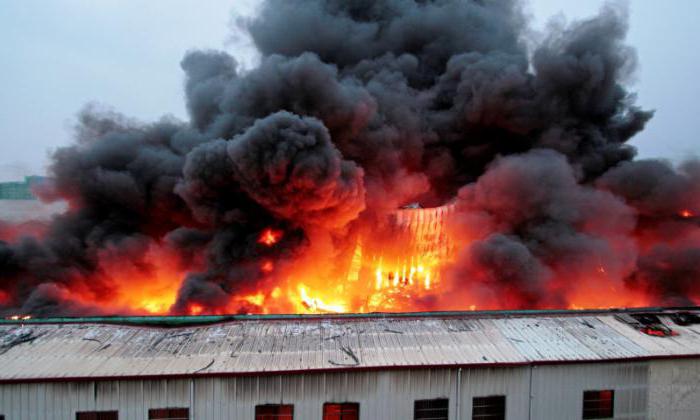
left=0, top=309, right=699, bottom=419
left=0, top=176, right=66, bottom=223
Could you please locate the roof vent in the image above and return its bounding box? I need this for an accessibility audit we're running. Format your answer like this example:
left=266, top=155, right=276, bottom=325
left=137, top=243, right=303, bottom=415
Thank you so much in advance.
left=615, top=313, right=677, bottom=337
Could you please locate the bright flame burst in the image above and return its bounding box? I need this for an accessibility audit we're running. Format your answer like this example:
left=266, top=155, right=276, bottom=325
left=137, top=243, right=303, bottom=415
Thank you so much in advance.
left=258, top=228, right=283, bottom=246
left=298, top=284, right=347, bottom=313
left=680, top=209, right=695, bottom=218
left=284, top=204, right=457, bottom=314
left=6, top=314, right=31, bottom=320
left=188, top=303, right=204, bottom=316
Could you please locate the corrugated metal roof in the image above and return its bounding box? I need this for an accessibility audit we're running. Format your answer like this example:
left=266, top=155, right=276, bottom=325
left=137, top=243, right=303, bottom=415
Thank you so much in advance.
left=1, top=309, right=699, bottom=381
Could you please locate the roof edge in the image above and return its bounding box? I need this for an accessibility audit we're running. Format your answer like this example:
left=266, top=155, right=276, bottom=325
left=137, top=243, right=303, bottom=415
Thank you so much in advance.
left=2, top=306, right=699, bottom=327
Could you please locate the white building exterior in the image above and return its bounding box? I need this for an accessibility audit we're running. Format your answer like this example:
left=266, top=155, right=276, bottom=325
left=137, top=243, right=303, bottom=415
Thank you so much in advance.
left=0, top=309, right=699, bottom=419
left=0, top=199, right=65, bottom=223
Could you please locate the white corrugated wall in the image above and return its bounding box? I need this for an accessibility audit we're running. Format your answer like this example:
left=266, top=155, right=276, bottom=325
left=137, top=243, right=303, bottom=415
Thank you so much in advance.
left=0, top=379, right=190, bottom=420
left=459, top=367, right=530, bottom=419
left=0, top=361, right=683, bottom=419
left=648, top=358, right=700, bottom=420
left=192, top=369, right=457, bottom=420
left=529, top=363, right=649, bottom=420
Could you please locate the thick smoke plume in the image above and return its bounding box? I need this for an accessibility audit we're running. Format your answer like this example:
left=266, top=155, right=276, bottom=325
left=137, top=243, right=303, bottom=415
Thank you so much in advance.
left=0, top=0, right=698, bottom=316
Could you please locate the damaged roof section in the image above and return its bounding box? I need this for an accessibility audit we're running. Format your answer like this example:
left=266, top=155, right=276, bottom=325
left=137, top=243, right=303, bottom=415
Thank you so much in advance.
left=0, top=309, right=700, bottom=381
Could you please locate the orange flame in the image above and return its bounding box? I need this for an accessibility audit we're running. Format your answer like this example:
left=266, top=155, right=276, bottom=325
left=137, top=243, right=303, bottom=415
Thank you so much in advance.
left=23, top=202, right=685, bottom=317
left=6, top=314, right=31, bottom=320
left=297, top=284, right=347, bottom=313
left=680, top=209, right=695, bottom=218
left=264, top=204, right=461, bottom=314
left=187, top=303, right=204, bottom=316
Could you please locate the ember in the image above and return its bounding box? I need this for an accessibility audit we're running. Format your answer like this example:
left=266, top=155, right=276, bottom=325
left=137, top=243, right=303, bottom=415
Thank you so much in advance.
left=258, top=229, right=282, bottom=246
left=680, top=209, right=695, bottom=218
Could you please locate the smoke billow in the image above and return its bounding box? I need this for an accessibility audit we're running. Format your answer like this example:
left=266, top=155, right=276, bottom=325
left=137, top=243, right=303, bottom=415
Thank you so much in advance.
left=228, top=111, right=366, bottom=229
left=0, top=0, right=697, bottom=316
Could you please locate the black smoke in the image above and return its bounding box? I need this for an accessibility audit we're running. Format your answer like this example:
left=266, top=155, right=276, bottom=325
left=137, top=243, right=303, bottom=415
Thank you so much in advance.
left=0, top=0, right=697, bottom=316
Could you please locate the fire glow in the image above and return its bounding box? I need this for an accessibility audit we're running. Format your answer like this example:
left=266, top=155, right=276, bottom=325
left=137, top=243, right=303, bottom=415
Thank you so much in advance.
left=680, top=209, right=695, bottom=219
left=179, top=202, right=654, bottom=316
left=1, top=184, right=697, bottom=317
left=258, top=228, right=282, bottom=246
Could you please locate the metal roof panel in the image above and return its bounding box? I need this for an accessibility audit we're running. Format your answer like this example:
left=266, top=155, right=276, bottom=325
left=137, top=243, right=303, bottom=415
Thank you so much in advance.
left=1, top=310, right=699, bottom=380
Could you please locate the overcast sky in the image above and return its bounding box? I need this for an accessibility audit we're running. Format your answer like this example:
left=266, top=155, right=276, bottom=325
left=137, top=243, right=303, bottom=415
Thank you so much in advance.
left=0, top=0, right=698, bottom=181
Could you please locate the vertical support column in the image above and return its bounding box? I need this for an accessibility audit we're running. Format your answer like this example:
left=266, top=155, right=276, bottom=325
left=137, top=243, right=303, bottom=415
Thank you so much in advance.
left=190, top=378, right=195, bottom=420
left=456, top=368, right=462, bottom=420
left=528, top=366, right=534, bottom=420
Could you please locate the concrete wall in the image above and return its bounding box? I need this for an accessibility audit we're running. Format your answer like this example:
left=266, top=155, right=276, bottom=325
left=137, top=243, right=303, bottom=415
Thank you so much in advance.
left=0, top=361, right=681, bottom=420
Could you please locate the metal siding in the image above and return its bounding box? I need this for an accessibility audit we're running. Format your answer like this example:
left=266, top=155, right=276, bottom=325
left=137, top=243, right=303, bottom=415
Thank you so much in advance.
left=530, top=362, right=648, bottom=420
left=648, top=358, right=700, bottom=420
left=188, top=369, right=456, bottom=420
left=3, top=363, right=700, bottom=419
left=0, top=379, right=194, bottom=420
left=460, top=367, right=530, bottom=420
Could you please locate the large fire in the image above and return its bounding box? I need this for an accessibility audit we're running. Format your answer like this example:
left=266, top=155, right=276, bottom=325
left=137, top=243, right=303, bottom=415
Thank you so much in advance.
left=0, top=198, right=691, bottom=317
left=240, top=203, right=461, bottom=315
left=172, top=202, right=652, bottom=316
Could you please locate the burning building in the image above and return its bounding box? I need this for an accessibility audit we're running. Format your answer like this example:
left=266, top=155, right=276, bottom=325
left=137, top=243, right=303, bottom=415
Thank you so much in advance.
left=341, top=203, right=458, bottom=312
left=1, top=308, right=700, bottom=419
left=0, top=0, right=699, bottom=317
left=0, top=1, right=700, bottom=416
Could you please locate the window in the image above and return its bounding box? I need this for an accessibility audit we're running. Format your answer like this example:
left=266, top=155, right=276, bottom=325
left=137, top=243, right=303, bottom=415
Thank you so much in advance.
left=582, top=390, right=614, bottom=419
left=323, top=402, right=360, bottom=420
left=414, top=398, right=448, bottom=420
left=149, top=408, right=189, bottom=419
left=472, top=395, right=505, bottom=420
left=76, top=412, right=118, bottom=420
left=255, top=404, right=294, bottom=420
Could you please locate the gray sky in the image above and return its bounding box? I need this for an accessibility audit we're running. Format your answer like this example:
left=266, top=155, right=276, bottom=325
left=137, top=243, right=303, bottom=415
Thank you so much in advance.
left=0, top=0, right=698, bottom=181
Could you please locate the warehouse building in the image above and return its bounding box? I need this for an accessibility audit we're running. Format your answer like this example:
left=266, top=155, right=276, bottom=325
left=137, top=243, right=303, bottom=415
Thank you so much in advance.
left=1, top=308, right=699, bottom=420
left=0, top=176, right=65, bottom=223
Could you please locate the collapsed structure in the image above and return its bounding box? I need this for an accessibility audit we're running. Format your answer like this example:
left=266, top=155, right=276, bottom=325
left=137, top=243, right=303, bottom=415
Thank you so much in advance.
left=1, top=308, right=699, bottom=419
left=342, top=203, right=458, bottom=312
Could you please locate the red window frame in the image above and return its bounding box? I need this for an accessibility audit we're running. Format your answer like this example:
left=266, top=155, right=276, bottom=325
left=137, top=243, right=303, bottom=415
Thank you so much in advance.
left=255, top=404, right=294, bottom=420
left=582, top=390, right=614, bottom=419
left=323, top=402, right=360, bottom=420
left=76, top=411, right=118, bottom=420
left=148, top=407, right=189, bottom=419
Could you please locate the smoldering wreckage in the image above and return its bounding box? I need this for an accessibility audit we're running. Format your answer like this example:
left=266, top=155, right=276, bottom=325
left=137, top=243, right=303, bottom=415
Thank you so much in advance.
left=1, top=0, right=699, bottom=319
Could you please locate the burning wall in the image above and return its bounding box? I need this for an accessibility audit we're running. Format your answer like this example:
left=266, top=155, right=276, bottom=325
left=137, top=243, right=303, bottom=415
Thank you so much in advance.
left=1, top=0, right=699, bottom=317
left=349, top=203, right=458, bottom=312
